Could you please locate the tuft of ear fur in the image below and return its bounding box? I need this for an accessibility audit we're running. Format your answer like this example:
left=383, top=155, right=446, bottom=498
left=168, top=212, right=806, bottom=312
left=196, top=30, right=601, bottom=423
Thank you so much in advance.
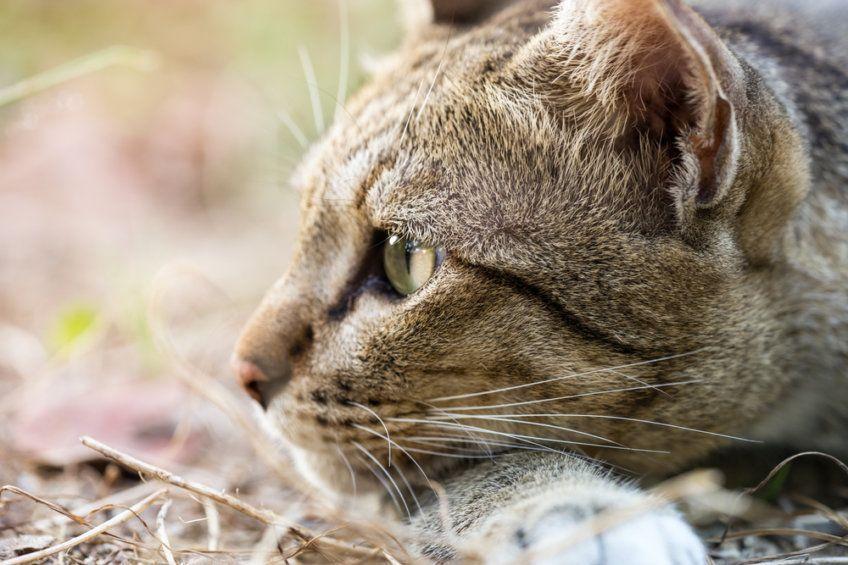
left=549, top=0, right=744, bottom=211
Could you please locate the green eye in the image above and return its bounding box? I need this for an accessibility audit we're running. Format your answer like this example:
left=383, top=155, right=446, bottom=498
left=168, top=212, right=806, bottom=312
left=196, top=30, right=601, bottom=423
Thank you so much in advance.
left=383, top=235, right=445, bottom=295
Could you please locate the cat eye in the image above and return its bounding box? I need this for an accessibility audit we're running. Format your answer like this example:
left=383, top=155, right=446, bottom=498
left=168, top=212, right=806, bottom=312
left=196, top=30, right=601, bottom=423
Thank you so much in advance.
left=383, top=235, right=445, bottom=295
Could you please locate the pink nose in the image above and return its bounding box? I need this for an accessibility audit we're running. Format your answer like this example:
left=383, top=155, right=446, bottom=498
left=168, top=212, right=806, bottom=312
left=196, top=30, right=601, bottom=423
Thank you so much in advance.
left=232, top=358, right=270, bottom=408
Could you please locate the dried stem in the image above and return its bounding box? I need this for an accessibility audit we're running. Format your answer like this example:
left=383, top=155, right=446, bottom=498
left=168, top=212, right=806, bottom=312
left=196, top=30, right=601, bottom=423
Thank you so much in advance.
left=28, top=482, right=161, bottom=532
left=0, top=45, right=158, bottom=107
left=202, top=498, right=221, bottom=552
left=79, top=436, right=381, bottom=560
left=155, top=499, right=177, bottom=565
left=1, top=486, right=88, bottom=528
left=2, top=489, right=167, bottom=565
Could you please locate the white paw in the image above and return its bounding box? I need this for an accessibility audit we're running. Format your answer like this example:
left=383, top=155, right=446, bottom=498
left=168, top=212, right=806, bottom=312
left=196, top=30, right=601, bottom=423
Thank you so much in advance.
left=523, top=511, right=706, bottom=565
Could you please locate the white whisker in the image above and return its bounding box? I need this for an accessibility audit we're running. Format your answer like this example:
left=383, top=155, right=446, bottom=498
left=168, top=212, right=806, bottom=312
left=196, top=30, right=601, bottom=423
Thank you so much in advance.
left=609, top=369, right=672, bottom=398
left=391, top=419, right=571, bottom=458
left=386, top=418, right=668, bottom=454
left=353, top=442, right=411, bottom=520
left=398, top=446, right=505, bottom=459
left=334, top=0, right=350, bottom=124
left=335, top=442, right=357, bottom=497
left=437, top=380, right=702, bottom=412
left=434, top=413, right=759, bottom=443
left=352, top=424, right=425, bottom=514
left=421, top=402, right=495, bottom=458
left=428, top=415, right=623, bottom=446
left=297, top=45, right=324, bottom=134
left=276, top=107, right=309, bottom=149
left=400, top=28, right=453, bottom=143
left=414, top=36, right=451, bottom=122
left=351, top=402, right=392, bottom=466
left=355, top=451, right=402, bottom=515
left=391, top=457, right=423, bottom=515
left=403, top=435, right=552, bottom=454
left=429, top=349, right=705, bottom=402
left=399, top=78, right=426, bottom=143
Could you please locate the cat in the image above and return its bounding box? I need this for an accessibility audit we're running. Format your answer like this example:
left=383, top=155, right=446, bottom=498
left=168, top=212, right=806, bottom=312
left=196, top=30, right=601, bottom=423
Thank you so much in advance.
left=232, top=0, right=848, bottom=562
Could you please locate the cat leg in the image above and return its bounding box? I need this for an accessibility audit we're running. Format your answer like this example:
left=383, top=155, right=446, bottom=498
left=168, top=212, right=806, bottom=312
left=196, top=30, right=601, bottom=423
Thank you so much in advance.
left=411, top=453, right=705, bottom=564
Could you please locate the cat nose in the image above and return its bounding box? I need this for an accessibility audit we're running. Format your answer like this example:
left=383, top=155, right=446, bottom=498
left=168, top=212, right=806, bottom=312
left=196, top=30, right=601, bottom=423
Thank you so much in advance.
left=232, top=358, right=268, bottom=408
left=233, top=298, right=309, bottom=408
left=232, top=355, right=291, bottom=409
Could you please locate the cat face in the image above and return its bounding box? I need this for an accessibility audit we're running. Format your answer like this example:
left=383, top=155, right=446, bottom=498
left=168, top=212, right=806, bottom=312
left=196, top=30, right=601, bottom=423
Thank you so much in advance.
left=234, top=0, right=807, bottom=497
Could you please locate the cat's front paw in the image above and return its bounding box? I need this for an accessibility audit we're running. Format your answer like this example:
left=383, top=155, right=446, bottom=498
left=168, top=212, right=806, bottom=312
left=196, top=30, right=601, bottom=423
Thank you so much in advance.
left=521, top=510, right=706, bottom=565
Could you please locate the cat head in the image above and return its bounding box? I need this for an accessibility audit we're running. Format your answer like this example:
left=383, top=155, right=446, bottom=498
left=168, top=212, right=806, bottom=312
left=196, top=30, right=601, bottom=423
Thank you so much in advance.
left=234, top=0, right=808, bottom=500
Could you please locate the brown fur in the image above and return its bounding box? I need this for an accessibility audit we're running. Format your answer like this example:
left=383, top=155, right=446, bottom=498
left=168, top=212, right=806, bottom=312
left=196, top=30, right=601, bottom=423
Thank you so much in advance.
left=234, top=0, right=847, bottom=551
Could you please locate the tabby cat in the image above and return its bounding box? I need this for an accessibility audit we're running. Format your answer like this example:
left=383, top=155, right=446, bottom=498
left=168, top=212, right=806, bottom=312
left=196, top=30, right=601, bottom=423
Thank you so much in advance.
left=233, top=0, right=848, bottom=562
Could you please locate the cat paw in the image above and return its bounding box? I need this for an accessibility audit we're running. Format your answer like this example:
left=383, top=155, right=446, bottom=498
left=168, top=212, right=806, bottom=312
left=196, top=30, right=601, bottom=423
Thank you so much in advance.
left=522, top=510, right=706, bottom=565
left=481, top=508, right=705, bottom=565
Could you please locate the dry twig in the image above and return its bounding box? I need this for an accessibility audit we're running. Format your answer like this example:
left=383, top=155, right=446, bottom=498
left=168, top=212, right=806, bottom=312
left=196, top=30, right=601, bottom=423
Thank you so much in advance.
left=79, top=436, right=383, bottom=560
left=28, top=482, right=161, bottom=532
left=1, top=489, right=167, bottom=565
left=202, top=498, right=221, bottom=552
left=0, top=486, right=88, bottom=528
left=155, top=499, right=177, bottom=565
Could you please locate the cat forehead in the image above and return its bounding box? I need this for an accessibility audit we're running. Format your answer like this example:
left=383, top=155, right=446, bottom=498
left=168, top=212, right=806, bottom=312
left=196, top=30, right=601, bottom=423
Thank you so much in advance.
left=300, top=7, right=657, bottom=251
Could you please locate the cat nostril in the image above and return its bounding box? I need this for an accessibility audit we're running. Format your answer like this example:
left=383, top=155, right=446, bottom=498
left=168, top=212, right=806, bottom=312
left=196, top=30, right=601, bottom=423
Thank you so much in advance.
left=232, top=358, right=270, bottom=409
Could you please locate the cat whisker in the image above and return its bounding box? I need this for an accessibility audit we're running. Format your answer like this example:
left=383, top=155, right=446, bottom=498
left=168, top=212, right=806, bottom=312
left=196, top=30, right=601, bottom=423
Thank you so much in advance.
left=418, top=401, right=496, bottom=458
left=389, top=455, right=423, bottom=516
left=433, top=413, right=759, bottom=444
left=424, top=414, right=624, bottom=446
left=399, top=420, right=639, bottom=473
left=428, top=348, right=706, bottom=402
left=395, top=445, right=506, bottom=459
left=334, top=0, right=350, bottom=125
left=297, top=45, right=324, bottom=134
left=351, top=402, right=393, bottom=466
left=436, top=380, right=703, bottom=412
left=608, top=369, right=672, bottom=398
left=353, top=442, right=411, bottom=521
left=391, top=418, right=566, bottom=458
left=399, top=77, right=427, bottom=143
left=276, top=107, right=309, bottom=149
left=386, top=417, right=667, bottom=454
left=335, top=441, right=357, bottom=497
left=403, top=435, right=553, bottom=454
left=354, top=451, right=402, bottom=516
left=352, top=424, right=428, bottom=514
left=414, top=34, right=452, bottom=122
left=400, top=28, right=454, bottom=143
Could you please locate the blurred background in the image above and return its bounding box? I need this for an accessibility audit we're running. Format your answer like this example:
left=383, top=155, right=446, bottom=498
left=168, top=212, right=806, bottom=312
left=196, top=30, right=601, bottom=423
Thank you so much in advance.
left=0, top=0, right=398, bottom=475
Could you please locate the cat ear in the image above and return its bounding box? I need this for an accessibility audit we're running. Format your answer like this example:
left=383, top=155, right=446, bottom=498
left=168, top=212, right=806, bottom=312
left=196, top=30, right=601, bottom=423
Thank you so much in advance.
left=551, top=0, right=745, bottom=210
left=399, top=0, right=508, bottom=29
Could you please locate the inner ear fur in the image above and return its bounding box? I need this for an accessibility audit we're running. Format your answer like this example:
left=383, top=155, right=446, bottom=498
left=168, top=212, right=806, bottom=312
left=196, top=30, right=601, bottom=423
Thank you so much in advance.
left=542, top=0, right=808, bottom=262
left=555, top=0, right=744, bottom=208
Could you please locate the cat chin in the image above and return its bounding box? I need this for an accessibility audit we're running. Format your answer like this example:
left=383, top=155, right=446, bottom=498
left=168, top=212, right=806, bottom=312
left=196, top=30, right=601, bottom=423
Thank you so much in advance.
left=286, top=443, right=395, bottom=516
left=253, top=408, right=350, bottom=497
left=287, top=443, right=350, bottom=495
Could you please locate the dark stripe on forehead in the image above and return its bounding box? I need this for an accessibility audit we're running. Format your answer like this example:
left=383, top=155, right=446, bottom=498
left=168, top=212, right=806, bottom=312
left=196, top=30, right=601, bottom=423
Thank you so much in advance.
left=472, top=264, right=649, bottom=357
